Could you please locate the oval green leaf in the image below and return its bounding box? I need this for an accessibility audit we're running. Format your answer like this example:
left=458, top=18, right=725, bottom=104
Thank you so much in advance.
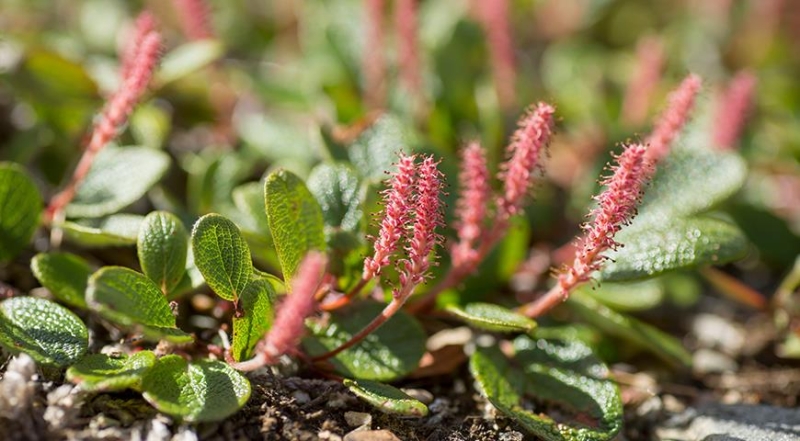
left=344, top=379, right=428, bottom=417
left=31, top=252, right=92, bottom=308
left=303, top=301, right=426, bottom=381
left=601, top=217, right=748, bottom=282
left=0, top=163, right=42, bottom=262
left=60, top=214, right=143, bottom=247
left=347, top=115, right=414, bottom=182
left=306, top=162, right=363, bottom=231
left=191, top=214, right=253, bottom=302
left=138, top=211, right=189, bottom=295
left=470, top=334, right=623, bottom=441
left=0, top=296, right=88, bottom=367
left=157, top=40, right=224, bottom=86
left=141, top=355, right=251, bottom=423
left=66, top=351, right=157, bottom=392
left=265, top=170, right=326, bottom=286
left=87, top=267, right=192, bottom=343
left=566, top=291, right=692, bottom=367
left=67, top=146, right=170, bottom=218
left=232, top=276, right=276, bottom=361
left=576, top=279, right=664, bottom=312
left=637, top=148, right=747, bottom=222
left=446, top=303, right=537, bottom=333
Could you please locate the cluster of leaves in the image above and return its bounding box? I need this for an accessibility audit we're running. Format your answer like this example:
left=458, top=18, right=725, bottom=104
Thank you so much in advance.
left=1, top=1, right=798, bottom=439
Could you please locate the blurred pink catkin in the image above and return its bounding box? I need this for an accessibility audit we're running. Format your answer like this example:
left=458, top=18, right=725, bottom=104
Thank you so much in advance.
left=475, top=0, right=517, bottom=109
left=498, top=102, right=556, bottom=219
left=394, top=0, right=422, bottom=101
left=120, top=12, right=157, bottom=80
left=621, top=36, right=664, bottom=126
left=713, top=71, right=757, bottom=150
left=363, top=0, right=387, bottom=109
left=452, top=142, right=491, bottom=269
left=172, top=0, right=215, bottom=41
left=645, top=74, right=702, bottom=163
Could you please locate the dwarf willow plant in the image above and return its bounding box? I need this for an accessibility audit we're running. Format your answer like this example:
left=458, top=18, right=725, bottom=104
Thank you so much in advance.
left=0, top=56, right=752, bottom=440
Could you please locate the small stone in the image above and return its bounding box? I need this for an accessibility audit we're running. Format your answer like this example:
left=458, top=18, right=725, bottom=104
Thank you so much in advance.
left=401, top=388, right=433, bottom=404
left=292, top=390, right=311, bottom=405
left=692, top=349, right=738, bottom=375
left=318, top=429, right=343, bottom=441
left=344, top=411, right=372, bottom=428
left=344, top=429, right=400, bottom=441
left=691, top=314, right=745, bottom=355
left=498, top=431, right=524, bottom=441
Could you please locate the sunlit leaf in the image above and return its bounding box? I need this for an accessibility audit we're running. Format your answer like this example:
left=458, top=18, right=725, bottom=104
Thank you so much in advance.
left=344, top=378, right=428, bottom=417
left=31, top=252, right=92, bottom=308
left=66, top=351, right=157, bottom=392
left=0, top=163, right=42, bottom=262
left=141, top=355, right=251, bottom=422
left=0, top=297, right=88, bottom=367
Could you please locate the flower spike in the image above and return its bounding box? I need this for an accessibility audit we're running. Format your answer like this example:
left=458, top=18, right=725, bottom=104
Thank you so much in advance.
left=713, top=71, right=757, bottom=150
left=452, top=142, right=491, bottom=269
left=646, top=74, right=702, bottom=162
left=499, top=102, right=556, bottom=219
left=232, top=252, right=326, bottom=371
left=520, top=143, right=652, bottom=318
left=363, top=153, right=417, bottom=280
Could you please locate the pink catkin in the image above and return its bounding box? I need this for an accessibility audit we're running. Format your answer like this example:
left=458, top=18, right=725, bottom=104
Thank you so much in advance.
left=261, top=253, right=326, bottom=361
left=120, top=12, right=157, bottom=80
left=452, top=142, right=490, bottom=268
left=363, top=0, right=387, bottom=109
left=394, top=0, right=422, bottom=99
left=363, top=154, right=417, bottom=280
left=621, top=36, right=665, bottom=126
left=172, top=0, right=214, bottom=41
left=557, top=144, right=651, bottom=295
left=475, top=0, right=516, bottom=109
left=396, top=155, right=444, bottom=294
left=499, top=102, right=556, bottom=219
left=713, top=71, right=757, bottom=150
left=645, top=74, right=702, bottom=163
left=46, top=31, right=162, bottom=221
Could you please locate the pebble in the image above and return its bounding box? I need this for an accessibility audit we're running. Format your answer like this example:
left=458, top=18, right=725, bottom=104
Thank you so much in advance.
left=657, top=403, right=800, bottom=441
left=344, top=411, right=372, bottom=428
left=292, top=390, right=311, bottom=405
left=691, top=314, right=745, bottom=355
left=343, top=429, right=401, bottom=441
left=692, top=349, right=738, bottom=375
left=401, top=388, right=433, bottom=404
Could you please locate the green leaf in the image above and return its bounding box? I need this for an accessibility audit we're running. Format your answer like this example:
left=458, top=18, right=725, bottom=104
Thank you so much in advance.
left=637, top=148, right=747, bottom=222
left=601, top=217, right=748, bottom=282
left=141, top=355, right=251, bottom=423
left=157, top=40, right=225, bottom=86
left=566, top=292, right=692, bottom=367
left=87, top=267, right=192, bottom=343
left=232, top=182, right=271, bottom=235
left=138, top=211, right=189, bottom=295
left=191, top=214, right=253, bottom=302
left=347, top=115, right=414, bottom=182
left=577, top=279, right=664, bottom=311
left=306, top=162, right=363, bottom=231
left=31, top=252, right=92, bottom=308
left=0, top=163, right=42, bottom=262
left=0, top=297, right=88, bottom=367
left=265, top=170, right=326, bottom=285
left=66, top=351, right=157, bottom=392
left=303, top=301, right=426, bottom=381
left=344, top=379, right=429, bottom=417
left=232, top=276, right=276, bottom=362
left=446, top=303, right=537, bottom=333
left=470, top=335, right=623, bottom=441
left=67, top=146, right=170, bottom=218
left=60, top=214, right=143, bottom=247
